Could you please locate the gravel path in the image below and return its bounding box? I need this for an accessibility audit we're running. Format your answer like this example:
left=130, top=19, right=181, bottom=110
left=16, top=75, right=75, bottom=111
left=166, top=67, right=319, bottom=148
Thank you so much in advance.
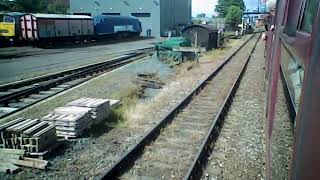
left=0, top=36, right=252, bottom=179
left=271, top=81, right=294, bottom=179
left=202, top=39, right=266, bottom=180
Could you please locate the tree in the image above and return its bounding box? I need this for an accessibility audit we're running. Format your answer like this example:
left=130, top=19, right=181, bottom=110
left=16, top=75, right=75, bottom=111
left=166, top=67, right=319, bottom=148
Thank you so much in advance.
left=47, top=0, right=68, bottom=14
left=215, top=0, right=245, bottom=17
left=11, top=0, right=48, bottom=13
left=0, top=0, right=68, bottom=14
left=225, top=5, right=243, bottom=27
left=0, top=0, right=14, bottom=11
left=197, top=13, right=206, bottom=18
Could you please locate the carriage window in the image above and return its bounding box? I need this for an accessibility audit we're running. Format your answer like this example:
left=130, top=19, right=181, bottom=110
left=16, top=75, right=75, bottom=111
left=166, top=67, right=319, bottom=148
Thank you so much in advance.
left=0, top=15, right=3, bottom=22
left=4, top=16, right=14, bottom=23
left=299, top=0, right=318, bottom=33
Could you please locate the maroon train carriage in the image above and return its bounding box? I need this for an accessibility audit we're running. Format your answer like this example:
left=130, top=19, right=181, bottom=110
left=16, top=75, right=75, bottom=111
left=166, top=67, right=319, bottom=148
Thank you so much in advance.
left=265, top=0, right=320, bottom=179
left=20, top=13, right=94, bottom=46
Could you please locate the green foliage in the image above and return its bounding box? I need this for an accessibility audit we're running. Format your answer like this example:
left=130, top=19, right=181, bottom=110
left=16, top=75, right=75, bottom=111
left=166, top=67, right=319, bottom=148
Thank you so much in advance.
left=0, top=0, right=68, bottom=14
left=215, top=0, right=245, bottom=17
left=0, top=0, right=12, bottom=11
left=192, top=19, right=203, bottom=24
left=47, top=0, right=69, bottom=14
left=197, top=13, right=206, bottom=18
left=9, top=0, right=47, bottom=13
left=225, top=5, right=243, bottom=27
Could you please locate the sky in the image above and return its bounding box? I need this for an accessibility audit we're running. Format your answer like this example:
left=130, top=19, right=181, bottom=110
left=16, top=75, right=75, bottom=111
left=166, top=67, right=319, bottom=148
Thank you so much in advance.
left=192, top=0, right=261, bottom=17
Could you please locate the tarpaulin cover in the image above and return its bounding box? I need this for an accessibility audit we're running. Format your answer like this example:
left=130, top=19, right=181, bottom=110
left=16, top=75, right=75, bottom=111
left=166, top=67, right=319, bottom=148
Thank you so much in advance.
left=155, top=37, right=191, bottom=62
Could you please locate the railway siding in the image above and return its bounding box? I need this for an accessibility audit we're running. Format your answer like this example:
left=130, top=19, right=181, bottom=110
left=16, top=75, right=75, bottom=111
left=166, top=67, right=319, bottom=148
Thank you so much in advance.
left=116, top=35, right=260, bottom=179
left=202, top=39, right=268, bottom=179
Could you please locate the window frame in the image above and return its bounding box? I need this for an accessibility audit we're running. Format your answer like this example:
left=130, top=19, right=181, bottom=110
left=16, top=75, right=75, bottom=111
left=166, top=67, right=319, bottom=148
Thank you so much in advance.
left=131, top=13, right=151, bottom=18
left=297, top=0, right=319, bottom=33
left=102, top=13, right=121, bottom=16
left=4, top=15, right=15, bottom=23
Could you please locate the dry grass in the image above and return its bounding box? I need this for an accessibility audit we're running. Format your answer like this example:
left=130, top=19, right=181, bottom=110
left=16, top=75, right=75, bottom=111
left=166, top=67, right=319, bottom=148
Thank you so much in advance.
left=205, top=38, right=243, bottom=60
left=108, top=84, right=144, bottom=127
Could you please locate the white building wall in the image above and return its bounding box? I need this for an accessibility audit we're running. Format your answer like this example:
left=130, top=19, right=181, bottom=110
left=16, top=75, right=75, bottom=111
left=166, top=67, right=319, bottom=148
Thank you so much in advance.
left=69, top=0, right=191, bottom=37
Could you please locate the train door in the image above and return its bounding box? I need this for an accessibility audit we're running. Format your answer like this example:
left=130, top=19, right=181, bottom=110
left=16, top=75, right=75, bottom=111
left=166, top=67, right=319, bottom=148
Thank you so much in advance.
left=55, top=19, right=69, bottom=37
left=87, top=20, right=94, bottom=36
left=20, top=14, right=38, bottom=41
left=81, top=20, right=88, bottom=36
left=131, top=13, right=152, bottom=37
left=69, top=20, right=82, bottom=37
left=37, top=19, right=55, bottom=38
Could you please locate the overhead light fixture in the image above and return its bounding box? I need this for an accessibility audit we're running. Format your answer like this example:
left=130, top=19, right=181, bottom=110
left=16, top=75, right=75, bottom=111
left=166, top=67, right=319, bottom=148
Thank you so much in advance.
left=124, top=1, right=130, bottom=6
left=153, top=0, right=159, bottom=6
left=94, top=1, right=101, bottom=6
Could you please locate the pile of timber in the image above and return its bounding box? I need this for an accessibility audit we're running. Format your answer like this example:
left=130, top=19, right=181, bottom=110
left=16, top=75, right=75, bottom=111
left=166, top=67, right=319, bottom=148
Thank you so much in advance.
left=67, top=97, right=110, bottom=125
left=42, top=106, right=93, bottom=139
left=134, top=73, right=165, bottom=89
left=42, top=97, right=112, bottom=139
left=0, top=148, right=48, bottom=174
left=0, top=118, right=57, bottom=153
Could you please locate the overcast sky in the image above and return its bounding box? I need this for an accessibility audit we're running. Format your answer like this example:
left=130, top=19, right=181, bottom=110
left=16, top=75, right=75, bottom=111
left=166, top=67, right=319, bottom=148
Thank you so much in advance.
left=192, top=0, right=260, bottom=17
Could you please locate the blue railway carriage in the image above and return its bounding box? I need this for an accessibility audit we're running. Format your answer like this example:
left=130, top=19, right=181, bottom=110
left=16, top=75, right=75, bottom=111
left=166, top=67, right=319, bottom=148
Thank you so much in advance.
left=20, top=13, right=94, bottom=45
left=94, top=15, right=142, bottom=38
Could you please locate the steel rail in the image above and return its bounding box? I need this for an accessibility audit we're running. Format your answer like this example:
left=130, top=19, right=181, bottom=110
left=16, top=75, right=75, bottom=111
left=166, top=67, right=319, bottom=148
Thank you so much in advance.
left=184, top=34, right=260, bottom=180
left=99, top=33, right=258, bottom=179
left=0, top=54, right=140, bottom=104
left=0, top=50, right=152, bottom=119
left=0, top=47, right=154, bottom=92
left=0, top=48, right=153, bottom=104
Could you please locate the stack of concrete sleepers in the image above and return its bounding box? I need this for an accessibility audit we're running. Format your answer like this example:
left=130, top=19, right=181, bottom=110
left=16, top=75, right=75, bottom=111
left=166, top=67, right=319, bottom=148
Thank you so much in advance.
left=0, top=118, right=57, bottom=153
left=42, top=106, right=92, bottom=139
left=67, top=98, right=110, bottom=125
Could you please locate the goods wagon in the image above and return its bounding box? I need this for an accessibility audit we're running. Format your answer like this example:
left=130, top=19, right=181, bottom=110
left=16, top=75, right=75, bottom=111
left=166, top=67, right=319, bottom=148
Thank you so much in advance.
left=0, top=12, right=25, bottom=45
left=94, top=15, right=142, bottom=38
left=20, top=13, right=94, bottom=45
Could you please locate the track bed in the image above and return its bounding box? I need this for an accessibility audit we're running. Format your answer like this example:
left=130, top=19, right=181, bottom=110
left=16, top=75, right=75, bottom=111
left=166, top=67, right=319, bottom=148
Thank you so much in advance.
left=202, top=36, right=266, bottom=180
left=103, top=34, right=260, bottom=179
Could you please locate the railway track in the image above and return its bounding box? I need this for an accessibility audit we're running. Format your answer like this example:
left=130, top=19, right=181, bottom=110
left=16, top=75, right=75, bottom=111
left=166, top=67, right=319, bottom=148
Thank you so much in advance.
left=100, top=34, right=260, bottom=179
left=0, top=48, right=153, bottom=119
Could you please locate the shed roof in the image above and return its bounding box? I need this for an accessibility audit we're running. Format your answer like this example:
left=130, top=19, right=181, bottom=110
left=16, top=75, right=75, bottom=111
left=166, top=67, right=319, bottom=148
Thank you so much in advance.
left=182, top=24, right=218, bottom=33
left=32, top=13, right=92, bottom=20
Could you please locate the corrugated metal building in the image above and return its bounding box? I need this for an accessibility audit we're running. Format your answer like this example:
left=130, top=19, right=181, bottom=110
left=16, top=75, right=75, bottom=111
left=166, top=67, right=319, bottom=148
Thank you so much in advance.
left=69, top=0, right=192, bottom=37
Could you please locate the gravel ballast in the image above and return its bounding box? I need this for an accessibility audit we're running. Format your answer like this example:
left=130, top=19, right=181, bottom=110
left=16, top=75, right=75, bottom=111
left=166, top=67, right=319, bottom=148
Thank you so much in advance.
left=271, top=81, right=294, bottom=179
left=202, top=39, right=293, bottom=179
left=202, top=38, right=267, bottom=180
left=0, top=36, right=252, bottom=179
